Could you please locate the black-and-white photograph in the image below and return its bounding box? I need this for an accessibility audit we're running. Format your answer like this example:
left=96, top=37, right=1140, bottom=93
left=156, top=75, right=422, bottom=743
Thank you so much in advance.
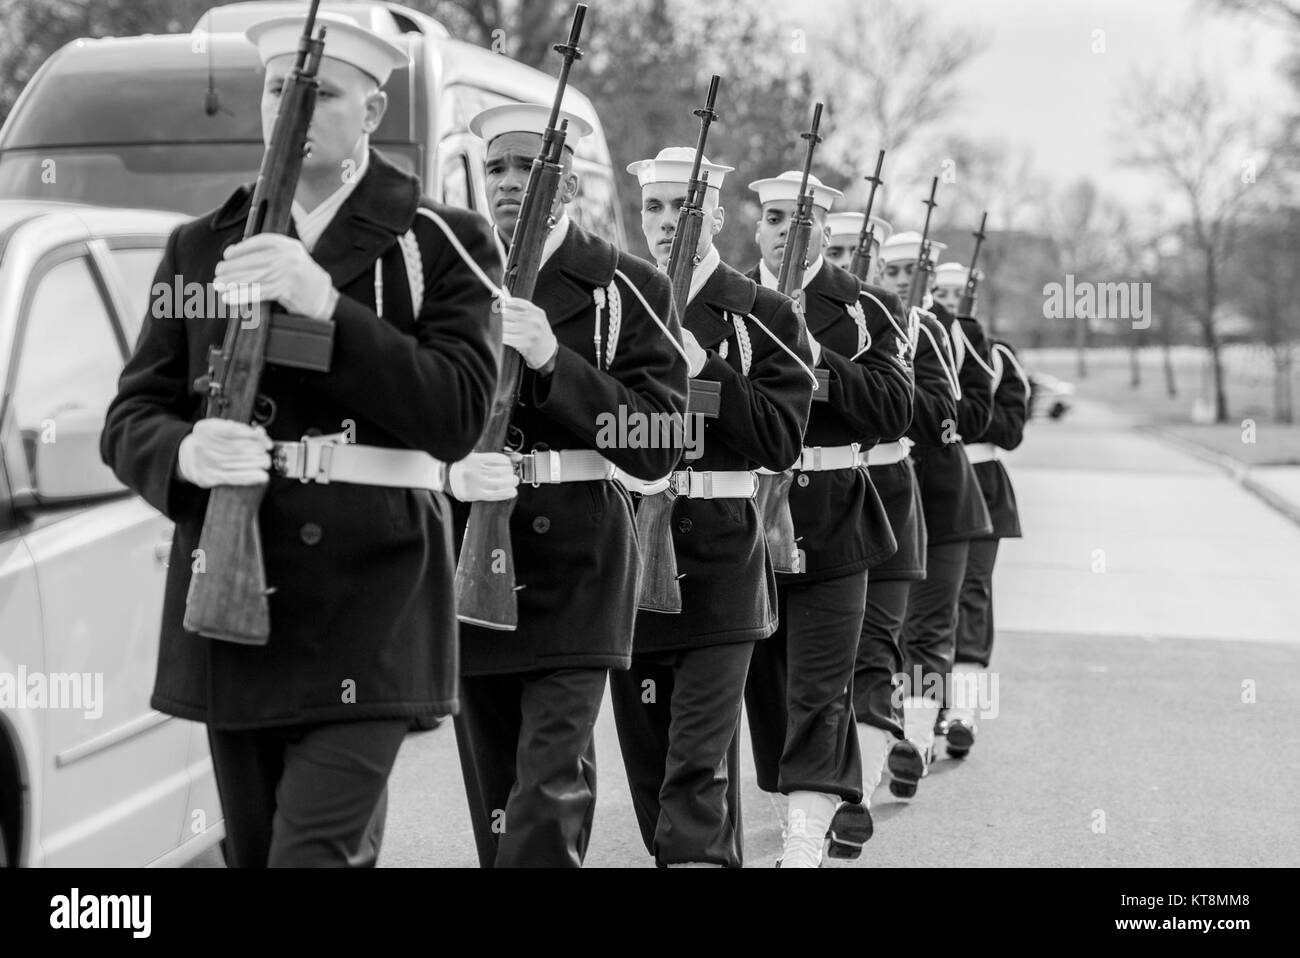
left=0, top=0, right=1295, bottom=914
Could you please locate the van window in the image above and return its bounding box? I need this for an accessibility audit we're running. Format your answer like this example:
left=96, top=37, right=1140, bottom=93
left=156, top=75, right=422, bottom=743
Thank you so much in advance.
left=441, top=153, right=473, bottom=212
left=0, top=144, right=421, bottom=217
left=0, top=37, right=418, bottom=216
left=2, top=44, right=413, bottom=147
left=107, top=248, right=168, bottom=345
left=12, top=256, right=123, bottom=472
left=0, top=146, right=262, bottom=217
left=570, top=170, right=621, bottom=249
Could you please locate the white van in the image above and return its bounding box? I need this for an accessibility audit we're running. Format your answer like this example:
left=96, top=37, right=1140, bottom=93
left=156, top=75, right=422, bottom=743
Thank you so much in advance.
left=0, top=1, right=626, bottom=244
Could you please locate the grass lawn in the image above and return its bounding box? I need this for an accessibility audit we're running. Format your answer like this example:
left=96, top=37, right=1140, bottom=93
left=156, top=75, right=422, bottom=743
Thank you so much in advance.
left=1023, top=346, right=1300, bottom=466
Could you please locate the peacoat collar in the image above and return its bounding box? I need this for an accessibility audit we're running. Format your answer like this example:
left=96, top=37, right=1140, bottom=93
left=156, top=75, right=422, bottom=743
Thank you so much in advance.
left=803, top=261, right=867, bottom=337
left=686, top=260, right=759, bottom=349
left=527, top=218, right=619, bottom=328
left=744, top=259, right=861, bottom=338
left=209, top=147, right=421, bottom=291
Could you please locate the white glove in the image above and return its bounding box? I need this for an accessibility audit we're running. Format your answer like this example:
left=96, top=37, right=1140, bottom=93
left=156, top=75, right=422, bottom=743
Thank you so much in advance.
left=449, top=452, right=519, bottom=502
left=681, top=328, right=708, bottom=378
left=500, top=297, right=559, bottom=370
left=213, top=233, right=337, bottom=320
left=177, top=419, right=272, bottom=488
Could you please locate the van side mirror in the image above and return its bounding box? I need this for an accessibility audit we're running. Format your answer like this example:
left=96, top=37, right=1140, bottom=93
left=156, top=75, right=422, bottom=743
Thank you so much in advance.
left=29, top=408, right=126, bottom=503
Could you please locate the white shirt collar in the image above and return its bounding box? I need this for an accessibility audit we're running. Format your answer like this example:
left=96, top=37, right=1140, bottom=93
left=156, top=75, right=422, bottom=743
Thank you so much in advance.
left=292, top=150, right=369, bottom=253
left=686, top=244, right=721, bottom=305
left=542, top=213, right=570, bottom=266
left=758, top=254, right=824, bottom=292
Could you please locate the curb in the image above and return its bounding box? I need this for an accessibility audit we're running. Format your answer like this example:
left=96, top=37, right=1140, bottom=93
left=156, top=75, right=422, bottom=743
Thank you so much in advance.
left=1138, top=425, right=1300, bottom=528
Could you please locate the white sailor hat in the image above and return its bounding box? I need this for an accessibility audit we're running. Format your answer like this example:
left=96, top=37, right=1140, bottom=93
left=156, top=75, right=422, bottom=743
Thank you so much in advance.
left=246, top=14, right=409, bottom=87
left=879, top=230, right=947, bottom=265
left=468, top=102, right=593, bottom=148
left=825, top=212, right=893, bottom=245
left=934, top=262, right=969, bottom=288
left=626, top=147, right=735, bottom=191
left=748, top=170, right=844, bottom=212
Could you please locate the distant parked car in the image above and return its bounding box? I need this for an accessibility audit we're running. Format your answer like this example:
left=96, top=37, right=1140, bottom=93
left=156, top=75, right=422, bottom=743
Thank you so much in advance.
left=0, top=200, right=224, bottom=867
left=1029, top=372, right=1073, bottom=420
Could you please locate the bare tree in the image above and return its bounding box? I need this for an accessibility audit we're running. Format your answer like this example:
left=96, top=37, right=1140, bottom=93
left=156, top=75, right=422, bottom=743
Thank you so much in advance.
left=805, top=0, right=985, bottom=218
left=931, top=137, right=1049, bottom=336
left=1206, top=0, right=1300, bottom=27
left=1038, top=178, right=1132, bottom=378
left=1228, top=207, right=1300, bottom=422
left=1118, top=66, right=1279, bottom=423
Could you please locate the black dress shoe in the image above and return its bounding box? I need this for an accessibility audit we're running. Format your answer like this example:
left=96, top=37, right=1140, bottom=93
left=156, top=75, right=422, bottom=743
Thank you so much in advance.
left=887, top=740, right=927, bottom=798
left=946, top=718, right=976, bottom=758
left=825, top=802, right=874, bottom=859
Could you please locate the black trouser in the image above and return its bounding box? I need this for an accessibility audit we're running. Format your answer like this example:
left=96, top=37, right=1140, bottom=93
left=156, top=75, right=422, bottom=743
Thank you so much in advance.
left=956, top=538, right=1000, bottom=667
left=854, top=578, right=910, bottom=738
left=901, top=541, right=969, bottom=702
left=453, top=667, right=607, bottom=868
left=609, top=642, right=754, bottom=867
left=745, top=571, right=867, bottom=803
left=207, top=719, right=409, bottom=868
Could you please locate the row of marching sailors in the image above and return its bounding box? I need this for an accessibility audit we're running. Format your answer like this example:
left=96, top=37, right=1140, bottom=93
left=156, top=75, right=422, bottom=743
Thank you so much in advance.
left=101, top=16, right=1029, bottom=869
left=611, top=150, right=1029, bottom=869
left=448, top=110, right=1032, bottom=867
left=452, top=117, right=1029, bottom=868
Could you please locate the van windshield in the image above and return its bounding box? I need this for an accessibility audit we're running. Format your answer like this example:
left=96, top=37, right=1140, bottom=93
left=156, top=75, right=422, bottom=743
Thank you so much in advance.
left=0, top=144, right=420, bottom=216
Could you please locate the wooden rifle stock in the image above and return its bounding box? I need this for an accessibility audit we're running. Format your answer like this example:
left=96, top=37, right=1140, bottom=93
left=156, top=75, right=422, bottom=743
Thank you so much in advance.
left=454, top=5, right=587, bottom=630
left=761, top=102, right=824, bottom=575
left=848, top=149, right=885, bottom=282
left=958, top=210, right=988, bottom=317
left=182, top=2, right=325, bottom=645
left=636, top=75, right=721, bottom=614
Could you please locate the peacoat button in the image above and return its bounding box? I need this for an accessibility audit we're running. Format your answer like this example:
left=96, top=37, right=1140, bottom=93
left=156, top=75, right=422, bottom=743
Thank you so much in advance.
left=532, top=516, right=551, bottom=534
left=676, top=518, right=693, bottom=534
left=797, top=473, right=810, bottom=487
left=300, top=522, right=323, bottom=546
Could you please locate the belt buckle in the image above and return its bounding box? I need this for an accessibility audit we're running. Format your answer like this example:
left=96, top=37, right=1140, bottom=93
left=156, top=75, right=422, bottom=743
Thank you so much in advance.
left=670, top=471, right=690, bottom=497
left=518, top=450, right=560, bottom=487
left=271, top=441, right=303, bottom=479
left=299, top=433, right=337, bottom=484
left=517, top=453, right=537, bottom=487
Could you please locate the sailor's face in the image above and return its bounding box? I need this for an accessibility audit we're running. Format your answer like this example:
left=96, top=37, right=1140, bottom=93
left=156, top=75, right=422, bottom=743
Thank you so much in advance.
left=262, top=55, right=385, bottom=179
left=755, top=200, right=795, bottom=275
left=484, top=132, right=577, bottom=239
left=755, top=201, right=829, bottom=275
left=640, top=183, right=687, bottom=269
left=932, top=283, right=963, bottom=312
left=881, top=258, right=917, bottom=299
left=640, top=182, right=721, bottom=270
left=825, top=238, right=857, bottom=270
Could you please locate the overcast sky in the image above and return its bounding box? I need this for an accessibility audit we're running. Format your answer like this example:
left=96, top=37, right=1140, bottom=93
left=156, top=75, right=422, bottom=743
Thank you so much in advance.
left=798, top=0, right=1293, bottom=214
left=949, top=0, right=1290, bottom=199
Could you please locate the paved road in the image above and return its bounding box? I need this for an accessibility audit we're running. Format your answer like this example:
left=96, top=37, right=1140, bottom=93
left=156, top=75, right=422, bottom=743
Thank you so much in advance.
left=192, top=399, right=1300, bottom=867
